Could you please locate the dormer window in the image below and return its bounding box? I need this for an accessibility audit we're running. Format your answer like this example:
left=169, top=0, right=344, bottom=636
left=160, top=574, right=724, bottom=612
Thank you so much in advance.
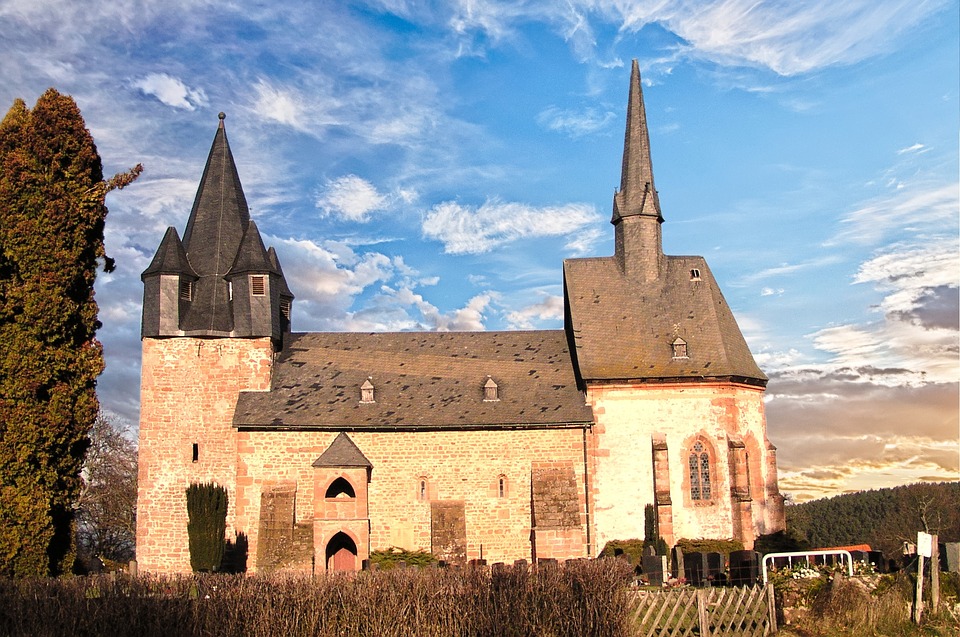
left=360, top=378, right=375, bottom=404
left=671, top=337, right=688, bottom=359
left=179, top=279, right=194, bottom=301
left=483, top=376, right=499, bottom=401
left=690, top=269, right=701, bottom=281
left=251, top=275, right=266, bottom=296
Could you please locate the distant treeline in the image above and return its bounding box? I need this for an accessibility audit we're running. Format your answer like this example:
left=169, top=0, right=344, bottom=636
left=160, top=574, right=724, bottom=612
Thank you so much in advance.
left=785, top=482, right=959, bottom=560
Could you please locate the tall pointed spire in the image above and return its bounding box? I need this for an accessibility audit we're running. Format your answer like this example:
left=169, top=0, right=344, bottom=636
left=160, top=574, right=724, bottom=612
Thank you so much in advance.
left=612, top=60, right=662, bottom=223
left=612, top=60, right=664, bottom=282
left=180, top=112, right=250, bottom=333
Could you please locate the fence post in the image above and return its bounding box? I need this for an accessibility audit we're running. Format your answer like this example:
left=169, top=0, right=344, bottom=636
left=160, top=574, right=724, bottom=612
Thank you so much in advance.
left=931, top=535, right=940, bottom=612
left=697, top=588, right=711, bottom=637
left=766, top=583, right=778, bottom=635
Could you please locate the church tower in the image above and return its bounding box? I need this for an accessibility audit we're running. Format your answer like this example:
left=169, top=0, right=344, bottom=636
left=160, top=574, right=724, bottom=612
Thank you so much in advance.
left=564, top=61, right=785, bottom=552
left=136, top=113, right=293, bottom=573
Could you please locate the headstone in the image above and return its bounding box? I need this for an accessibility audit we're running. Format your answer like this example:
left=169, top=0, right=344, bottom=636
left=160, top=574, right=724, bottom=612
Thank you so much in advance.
left=684, top=552, right=705, bottom=586
left=729, top=550, right=760, bottom=586
left=868, top=551, right=886, bottom=573
left=642, top=554, right=668, bottom=586
left=706, top=552, right=723, bottom=582
left=672, top=547, right=685, bottom=583
left=941, top=543, right=960, bottom=573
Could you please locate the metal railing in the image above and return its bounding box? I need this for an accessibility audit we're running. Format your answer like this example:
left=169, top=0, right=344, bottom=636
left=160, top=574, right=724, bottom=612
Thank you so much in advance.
left=761, top=550, right=853, bottom=584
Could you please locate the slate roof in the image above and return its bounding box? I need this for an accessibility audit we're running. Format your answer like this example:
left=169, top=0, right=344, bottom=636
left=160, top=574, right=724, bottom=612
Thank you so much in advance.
left=233, top=330, right=593, bottom=429
left=180, top=114, right=250, bottom=334
left=142, top=227, right=196, bottom=279
left=563, top=255, right=766, bottom=384
left=312, top=432, right=372, bottom=467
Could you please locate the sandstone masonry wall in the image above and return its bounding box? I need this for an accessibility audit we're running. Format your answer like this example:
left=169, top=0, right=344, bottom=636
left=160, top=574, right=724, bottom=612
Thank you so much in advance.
left=136, top=337, right=273, bottom=573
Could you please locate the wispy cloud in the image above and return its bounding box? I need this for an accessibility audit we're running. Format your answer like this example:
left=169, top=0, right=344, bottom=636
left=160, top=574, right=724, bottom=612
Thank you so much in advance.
left=422, top=199, right=600, bottom=254
left=537, top=106, right=616, bottom=137
left=316, top=175, right=389, bottom=222
left=830, top=182, right=959, bottom=246
left=505, top=294, right=564, bottom=329
left=131, top=73, right=207, bottom=110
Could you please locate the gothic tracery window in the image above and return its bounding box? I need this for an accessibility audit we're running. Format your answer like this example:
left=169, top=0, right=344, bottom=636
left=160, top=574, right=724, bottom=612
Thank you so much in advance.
left=689, top=441, right=712, bottom=500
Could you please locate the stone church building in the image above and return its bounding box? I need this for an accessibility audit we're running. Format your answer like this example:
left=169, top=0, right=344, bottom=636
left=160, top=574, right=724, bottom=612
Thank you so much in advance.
left=136, top=61, right=785, bottom=574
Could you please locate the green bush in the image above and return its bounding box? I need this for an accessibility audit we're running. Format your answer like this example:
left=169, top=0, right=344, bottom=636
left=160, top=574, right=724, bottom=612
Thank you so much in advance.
left=675, top=538, right=744, bottom=556
left=185, top=482, right=227, bottom=572
left=368, top=547, right=436, bottom=569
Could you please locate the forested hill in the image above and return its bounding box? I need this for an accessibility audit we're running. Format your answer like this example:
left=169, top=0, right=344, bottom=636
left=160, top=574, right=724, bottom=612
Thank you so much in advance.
left=785, top=482, right=959, bottom=559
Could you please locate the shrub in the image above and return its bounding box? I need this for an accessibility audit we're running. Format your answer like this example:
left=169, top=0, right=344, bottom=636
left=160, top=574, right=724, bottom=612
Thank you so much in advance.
left=675, top=538, right=744, bottom=555
left=185, top=482, right=227, bottom=572
left=368, top=547, right=436, bottom=569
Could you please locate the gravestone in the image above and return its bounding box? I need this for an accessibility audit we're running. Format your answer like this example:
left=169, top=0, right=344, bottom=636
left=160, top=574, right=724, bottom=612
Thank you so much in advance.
left=642, top=554, right=668, bottom=586
left=729, top=550, right=760, bottom=586
left=684, top=552, right=705, bottom=585
left=705, top=552, right=724, bottom=585
left=941, top=543, right=960, bottom=573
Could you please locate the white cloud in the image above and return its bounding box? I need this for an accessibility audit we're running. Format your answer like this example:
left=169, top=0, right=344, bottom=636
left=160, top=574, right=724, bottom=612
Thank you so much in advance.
left=249, top=78, right=341, bottom=134
left=316, top=175, right=389, bottom=222
left=897, top=143, right=927, bottom=155
left=422, top=199, right=600, bottom=254
left=505, top=294, right=564, bottom=329
left=536, top=106, right=616, bottom=137
left=760, top=287, right=784, bottom=297
left=831, top=182, right=959, bottom=246
left=132, top=73, right=207, bottom=110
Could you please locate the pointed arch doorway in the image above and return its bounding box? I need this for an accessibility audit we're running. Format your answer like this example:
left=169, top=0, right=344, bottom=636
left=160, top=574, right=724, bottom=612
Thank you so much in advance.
left=326, top=531, right=358, bottom=571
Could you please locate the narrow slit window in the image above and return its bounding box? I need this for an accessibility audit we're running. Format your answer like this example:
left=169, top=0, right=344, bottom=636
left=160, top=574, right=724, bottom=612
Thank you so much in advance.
left=418, top=479, right=427, bottom=501
left=498, top=475, right=506, bottom=498
left=192, top=443, right=199, bottom=463
left=227, top=280, right=233, bottom=301
left=179, top=279, right=193, bottom=301
left=251, top=275, right=266, bottom=296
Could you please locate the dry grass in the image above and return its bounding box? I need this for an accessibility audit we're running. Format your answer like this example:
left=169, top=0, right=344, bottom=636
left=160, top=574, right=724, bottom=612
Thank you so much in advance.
left=0, top=558, right=635, bottom=637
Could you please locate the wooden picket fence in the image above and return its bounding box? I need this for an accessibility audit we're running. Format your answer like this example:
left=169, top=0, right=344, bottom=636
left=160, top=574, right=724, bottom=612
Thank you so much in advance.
left=627, top=584, right=777, bottom=637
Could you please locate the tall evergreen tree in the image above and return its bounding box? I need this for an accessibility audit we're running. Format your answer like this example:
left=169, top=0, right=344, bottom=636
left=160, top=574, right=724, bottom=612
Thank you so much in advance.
left=0, top=89, right=140, bottom=577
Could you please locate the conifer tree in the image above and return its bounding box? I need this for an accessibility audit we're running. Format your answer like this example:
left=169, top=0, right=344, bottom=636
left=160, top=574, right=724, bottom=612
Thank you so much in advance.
left=186, top=482, right=228, bottom=572
left=0, top=89, right=140, bottom=577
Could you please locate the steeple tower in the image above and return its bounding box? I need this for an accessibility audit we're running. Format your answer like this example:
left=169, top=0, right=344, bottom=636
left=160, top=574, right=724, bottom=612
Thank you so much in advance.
left=613, top=60, right=663, bottom=282
left=141, top=113, right=293, bottom=341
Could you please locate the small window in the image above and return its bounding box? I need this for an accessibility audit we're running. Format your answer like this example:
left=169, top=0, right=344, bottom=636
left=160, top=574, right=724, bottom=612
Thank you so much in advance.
left=418, top=478, right=428, bottom=501
left=498, top=475, right=506, bottom=498
left=227, top=280, right=233, bottom=301
left=689, top=441, right=712, bottom=500
left=483, top=376, right=499, bottom=401
left=360, top=378, right=375, bottom=403
left=192, top=443, right=199, bottom=463
left=179, top=279, right=193, bottom=301
left=251, top=275, right=266, bottom=296
left=671, top=337, right=688, bottom=359
left=690, top=269, right=701, bottom=281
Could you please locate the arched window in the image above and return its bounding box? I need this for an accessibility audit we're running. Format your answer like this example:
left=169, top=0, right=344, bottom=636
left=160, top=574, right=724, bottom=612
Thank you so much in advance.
left=417, top=477, right=428, bottom=501
left=689, top=441, right=712, bottom=500
left=325, top=476, right=356, bottom=499
left=498, top=475, right=506, bottom=498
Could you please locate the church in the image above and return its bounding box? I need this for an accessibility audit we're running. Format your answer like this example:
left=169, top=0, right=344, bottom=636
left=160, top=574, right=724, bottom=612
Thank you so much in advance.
left=135, top=61, right=785, bottom=574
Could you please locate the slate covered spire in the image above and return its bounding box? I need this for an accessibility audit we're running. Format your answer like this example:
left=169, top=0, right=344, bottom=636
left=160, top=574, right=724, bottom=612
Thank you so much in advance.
left=612, top=60, right=664, bottom=281
left=141, top=113, right=294, bottom=340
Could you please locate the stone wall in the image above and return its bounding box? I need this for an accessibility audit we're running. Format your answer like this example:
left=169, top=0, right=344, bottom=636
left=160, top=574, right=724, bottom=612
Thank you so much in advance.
left=136, top=337, right=274, bottom=573
left=234, top=427, right=592, bottom=572
left=586, top=380, right=784, bottom=553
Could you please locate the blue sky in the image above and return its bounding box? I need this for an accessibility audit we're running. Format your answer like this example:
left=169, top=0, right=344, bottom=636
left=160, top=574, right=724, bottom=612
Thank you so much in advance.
left=1, top=0, right=957, bottom=502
